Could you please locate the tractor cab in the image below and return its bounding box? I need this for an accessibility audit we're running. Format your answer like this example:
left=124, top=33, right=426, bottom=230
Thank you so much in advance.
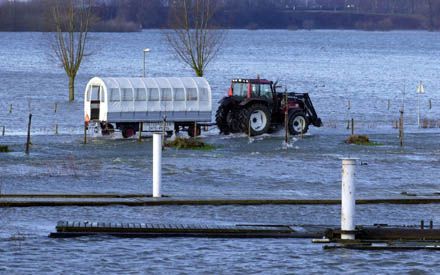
left=229, top=79, right=274, bottom=100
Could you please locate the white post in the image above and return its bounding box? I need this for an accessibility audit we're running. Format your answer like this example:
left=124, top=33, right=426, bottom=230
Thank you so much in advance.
left=341, top=158, right=357, bottom=240
left=417, top=92, right=420, bottom=128
left=417, top=81, right=425, bottom=128
left=143, top=48, right=150, bottom=77
left=152, top=133, right=162, bottom=197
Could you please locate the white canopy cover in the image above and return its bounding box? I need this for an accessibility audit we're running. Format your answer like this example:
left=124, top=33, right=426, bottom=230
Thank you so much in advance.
left=84, top=77, right=212, bottom=123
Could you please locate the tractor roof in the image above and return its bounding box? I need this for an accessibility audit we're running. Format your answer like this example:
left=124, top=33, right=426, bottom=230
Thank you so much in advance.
left=232, top=78, right=272, bottom=84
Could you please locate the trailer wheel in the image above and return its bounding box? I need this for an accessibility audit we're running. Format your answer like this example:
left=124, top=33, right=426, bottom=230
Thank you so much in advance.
left=101, top=123, right=114, bottom=136
left=122, top=127, right=136, bottom=138
left=239, top=103, right=271, bottom=136
left=188, top=124, right=201, bottom=137
left=288, top=112, right=309, bottom=135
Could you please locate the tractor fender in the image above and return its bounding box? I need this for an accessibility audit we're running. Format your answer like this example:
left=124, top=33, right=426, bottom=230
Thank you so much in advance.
left=239, top=99, right=269, bottom=108
left=218, top=96, right=239, bottom=108
left=288, top=108, right=306, bottom=118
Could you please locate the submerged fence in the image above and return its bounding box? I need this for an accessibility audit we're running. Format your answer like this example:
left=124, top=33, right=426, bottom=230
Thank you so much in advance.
left=0, top=97, right=439, bottom=137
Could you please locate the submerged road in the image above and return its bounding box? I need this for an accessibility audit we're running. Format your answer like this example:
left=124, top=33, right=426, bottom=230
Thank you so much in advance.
left=1, top=194, right=440, bottom=207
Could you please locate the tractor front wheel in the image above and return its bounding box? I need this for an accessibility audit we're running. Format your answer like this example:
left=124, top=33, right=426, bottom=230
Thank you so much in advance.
left=288, top=112, right=309, bottom=135
left=239, top=104, right=271, bottom=136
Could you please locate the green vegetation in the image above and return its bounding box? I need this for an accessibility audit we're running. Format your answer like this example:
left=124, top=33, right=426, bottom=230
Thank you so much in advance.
left=0, top=145, right=9, bottom=153
left=345, top=135, right=381, bottom=146
left=165, top=137, right=215, bottom=150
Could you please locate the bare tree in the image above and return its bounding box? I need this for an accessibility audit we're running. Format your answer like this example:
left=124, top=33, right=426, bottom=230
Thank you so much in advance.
left=51, top=0, right=93, bottom=101
left=165, top=0, right=225, bottom=77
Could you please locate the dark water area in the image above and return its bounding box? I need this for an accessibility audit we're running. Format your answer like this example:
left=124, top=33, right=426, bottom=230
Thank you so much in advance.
left=0, top=30, right=440, bottom=273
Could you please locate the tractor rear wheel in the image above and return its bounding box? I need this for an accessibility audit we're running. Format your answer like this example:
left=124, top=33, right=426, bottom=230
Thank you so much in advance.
left=239, top=104, right=271, bottom=136
left=215, top=104, right=241, bottom=134
left=288, top=112, right=309, bottom=135
left=215, top=105, right=231, bottom=134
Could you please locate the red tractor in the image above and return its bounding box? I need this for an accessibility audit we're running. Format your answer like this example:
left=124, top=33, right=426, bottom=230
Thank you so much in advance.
left=215, top=78, right=322, bottom=136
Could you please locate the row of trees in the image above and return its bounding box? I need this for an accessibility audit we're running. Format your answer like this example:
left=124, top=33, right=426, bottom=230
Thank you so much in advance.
left=2, top=0, right=440, bottom=31
left=2, top=0, right=439, bottom=101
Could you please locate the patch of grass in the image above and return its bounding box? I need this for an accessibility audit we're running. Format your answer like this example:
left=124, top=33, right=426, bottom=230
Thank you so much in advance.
left=0, top=145, right=9, bottom=153
left=345, top=135, right=382, bottom=146
left=165, top=137, right=215, bottom=150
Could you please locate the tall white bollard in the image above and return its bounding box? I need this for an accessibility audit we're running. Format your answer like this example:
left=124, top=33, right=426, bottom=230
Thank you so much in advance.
left=341, top=158, right=357, bottom=240
left=152, top=133, right=162, bottom=198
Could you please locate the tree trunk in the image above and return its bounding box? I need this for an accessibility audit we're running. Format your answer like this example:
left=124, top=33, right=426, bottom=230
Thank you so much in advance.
left=195, top=68, right=203, bottom=77
left=69, top=75, right=75, bottom=102
left=428, top=0, right=434, bottom=31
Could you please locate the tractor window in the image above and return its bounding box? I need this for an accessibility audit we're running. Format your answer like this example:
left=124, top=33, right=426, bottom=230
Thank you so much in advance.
left=251, top=84, right=259, bottom=97
left=232, top=83, right=248, bottom=97
left=260, top=84, right=272, bottom=98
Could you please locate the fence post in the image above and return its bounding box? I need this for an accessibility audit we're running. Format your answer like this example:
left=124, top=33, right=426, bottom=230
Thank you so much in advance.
left=138, top=122, right=143, bottom=142
left=25, top=114, right=32, bottom=154
left=284, top=92, right=289, bottom=144
left=152, top=133, right=162, bottom=198
left=351, top=118, right=354, bottom=136
left=399, top=110, right=404, bottom=147
left=341, top=158, right=357, bottom=240
left=83, top=122, right=87, bottom=144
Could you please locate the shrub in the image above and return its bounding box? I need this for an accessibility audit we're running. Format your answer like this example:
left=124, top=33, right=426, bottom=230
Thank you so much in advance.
left=165, top=137, right=214, bottom=150
left=345, top=135, right=378, bottom=146
left=0, top=145, right=9, bottom=152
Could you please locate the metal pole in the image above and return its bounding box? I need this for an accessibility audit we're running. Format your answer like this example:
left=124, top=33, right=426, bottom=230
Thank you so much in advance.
left=341, top=158, right=356, bottom=240
left=152, top=133, right=162, bottom=198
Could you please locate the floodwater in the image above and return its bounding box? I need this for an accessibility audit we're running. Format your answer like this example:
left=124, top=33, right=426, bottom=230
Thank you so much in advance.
left=0, top=30, right=440, bottom=273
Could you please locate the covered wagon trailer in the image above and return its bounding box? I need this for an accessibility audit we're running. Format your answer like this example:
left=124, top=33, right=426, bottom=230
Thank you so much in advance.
left=84, top=77, right=212, bottom=138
